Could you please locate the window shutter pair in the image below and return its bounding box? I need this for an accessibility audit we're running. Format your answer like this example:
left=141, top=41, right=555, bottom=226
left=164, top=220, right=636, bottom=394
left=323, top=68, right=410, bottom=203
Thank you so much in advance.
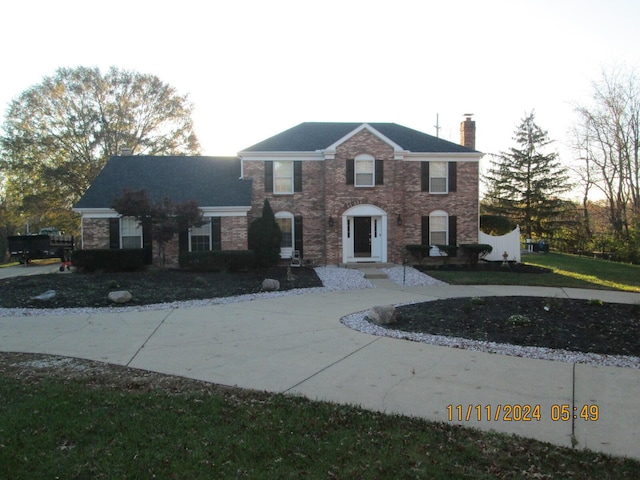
left=345, top=159, right=384, bottom=185
left=420, top=215, right=457, bottom=247
left=420, top=162, right=457, bottom=192
left=264, top=161, right=302, bottom=192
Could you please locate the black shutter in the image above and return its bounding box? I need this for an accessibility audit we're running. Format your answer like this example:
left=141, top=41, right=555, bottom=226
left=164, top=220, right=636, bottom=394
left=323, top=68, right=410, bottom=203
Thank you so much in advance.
left=109, top=218, right=120, bottom=249
left=294, top=161, right=302, bottom=192
left=294, top=216, right=303, bottom=259
left=346, top=159, right=354, bottom=185
left=448, top=162, right=457, bottom=192
left=265, top=161, right=273, bottom=192
left=421, top=162, right=429, bottom=192
left=421, top=216, right=430, bottom=245
left=179, top=228, right=189, bottom=253
left=142, top=219, right=153, bottom=264
left=448, top=216, right=457, bottom=256
left=212, top=218, right=221, bottom=251
left=375, top=159, right=384, bottom=185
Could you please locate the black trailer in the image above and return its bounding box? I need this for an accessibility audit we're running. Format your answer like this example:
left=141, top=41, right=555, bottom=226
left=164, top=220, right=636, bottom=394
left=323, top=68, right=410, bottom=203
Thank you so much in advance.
left=8, top=229, right=74, bottom=264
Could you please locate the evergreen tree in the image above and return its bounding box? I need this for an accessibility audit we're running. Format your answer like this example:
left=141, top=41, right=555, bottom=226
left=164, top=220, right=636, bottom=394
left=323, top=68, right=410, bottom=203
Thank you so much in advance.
left=248, top=199, right=282, bottom=267
left=483, top=112, right=571, bottom=238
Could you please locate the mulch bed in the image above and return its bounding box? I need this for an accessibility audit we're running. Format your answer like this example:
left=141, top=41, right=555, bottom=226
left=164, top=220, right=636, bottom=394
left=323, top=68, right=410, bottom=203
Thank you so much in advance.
left=414, top=262, right=552, bottom=274
left=0, top=267, right=322, bottom=309
left=392, top=296, right=640, bottom=357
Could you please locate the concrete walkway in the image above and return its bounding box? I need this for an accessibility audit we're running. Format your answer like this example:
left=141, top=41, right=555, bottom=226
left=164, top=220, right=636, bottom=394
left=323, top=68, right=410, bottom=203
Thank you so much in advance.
left=1, top=281, right=639, bottom=460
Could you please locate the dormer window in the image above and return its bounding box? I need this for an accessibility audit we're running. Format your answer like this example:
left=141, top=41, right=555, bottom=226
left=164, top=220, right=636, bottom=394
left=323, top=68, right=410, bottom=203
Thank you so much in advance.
left=355, top=154, right=375, bottom=187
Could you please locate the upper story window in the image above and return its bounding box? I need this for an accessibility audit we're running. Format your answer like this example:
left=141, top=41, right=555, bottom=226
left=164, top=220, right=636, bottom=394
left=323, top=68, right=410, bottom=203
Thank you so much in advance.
left=355, top=154, right=375, bottom=187
left=121, top=216, right=142, bottom=248
left=421, top=161, right=457, bottom=193
left=430, top=161, right=447, bottom=193
left=265, top=161, right=302, bottom=194
left=274, top=161, right=294, bottom=194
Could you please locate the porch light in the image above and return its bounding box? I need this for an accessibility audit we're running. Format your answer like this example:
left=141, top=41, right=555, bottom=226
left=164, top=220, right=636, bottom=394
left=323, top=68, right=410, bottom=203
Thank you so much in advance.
left=328, top=216, right=334, bottom=228
left=397, top=214, right=403, bottom=226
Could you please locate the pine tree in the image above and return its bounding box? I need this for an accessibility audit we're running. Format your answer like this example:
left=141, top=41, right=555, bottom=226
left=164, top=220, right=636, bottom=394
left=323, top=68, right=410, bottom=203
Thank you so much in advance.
left=483, top=112, right=571, bottom=239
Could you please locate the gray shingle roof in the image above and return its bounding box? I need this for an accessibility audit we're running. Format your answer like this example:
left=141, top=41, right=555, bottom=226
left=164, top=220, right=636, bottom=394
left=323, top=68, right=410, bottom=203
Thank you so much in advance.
left=241, top=122, right=478, bottom=153
left=74, top=156, right=252, bottom=209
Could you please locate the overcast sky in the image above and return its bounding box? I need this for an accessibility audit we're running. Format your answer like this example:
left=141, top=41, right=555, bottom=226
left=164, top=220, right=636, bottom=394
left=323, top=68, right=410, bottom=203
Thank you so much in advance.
left=2, top=0, right=639, bottom=174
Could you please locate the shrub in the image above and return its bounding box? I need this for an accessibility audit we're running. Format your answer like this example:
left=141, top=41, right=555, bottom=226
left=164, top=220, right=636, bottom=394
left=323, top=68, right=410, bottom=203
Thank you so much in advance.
left=434, top=244, right=458, bottom=261
left=508, top=314, right=531, bottom=326
left=460, top=244, right=493, bottom=267
left=405, top=245, right=431, bottom=264
left=179, top=250, right=255, bottom=272
left=248, top=199, right=282, bottom=267
left=71, top=249, right=146, bottom=272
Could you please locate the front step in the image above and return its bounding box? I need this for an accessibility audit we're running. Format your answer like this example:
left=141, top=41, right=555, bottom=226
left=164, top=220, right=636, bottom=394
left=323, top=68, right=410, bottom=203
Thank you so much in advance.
left=341, top=262, right=395, bottom=269
left=361, top=269, right=388, bottom=279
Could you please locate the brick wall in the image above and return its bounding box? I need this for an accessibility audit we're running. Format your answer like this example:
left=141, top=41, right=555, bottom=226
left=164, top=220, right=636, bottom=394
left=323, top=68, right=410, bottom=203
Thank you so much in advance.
left=403, top=161, right=479, bottom=246
left=221, top=216, right=249, bottom=250
left=81, top=215, right=250, bottom=269
left=243, top=129, right=479, bottom=265
left=326, top=130, right=403, bottom=264
left=81, top=218, right=110, bottom=249
left=243, top=159, right=327, bottom=265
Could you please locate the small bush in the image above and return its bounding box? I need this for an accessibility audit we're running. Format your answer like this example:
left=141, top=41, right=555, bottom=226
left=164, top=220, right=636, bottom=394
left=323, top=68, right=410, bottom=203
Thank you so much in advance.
left=71, top=249, right=146, bottom=272
left=508, top=314, right=531, bottom=326
left=460, top=244, right=493, bottom=267
left=588, top=299, right=604, bottom=307
left=405, top=245, right=431, bottom=264
left=179, top=250, right=255, bottom=272
left=434, top=244, right=458, bottom=258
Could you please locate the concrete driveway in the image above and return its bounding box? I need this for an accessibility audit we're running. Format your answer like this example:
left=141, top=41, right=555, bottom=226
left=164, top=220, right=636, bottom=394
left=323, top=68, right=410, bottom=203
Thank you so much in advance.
left=0, top=263, right=63, bottom=279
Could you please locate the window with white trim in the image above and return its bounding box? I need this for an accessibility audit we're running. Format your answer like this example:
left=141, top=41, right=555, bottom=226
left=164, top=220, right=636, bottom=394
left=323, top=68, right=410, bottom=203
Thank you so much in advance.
left=430, top=211, right=448, bottom=245
left=355, top=154, right=374, bottom=187
left=275, top=211, right=294, bottom=258
left=430, top=161, right=447, bottom=193
left=121, top=216, right=142, bottom=248
left=274, top=161, right=294, bottom=194
left=190, top=220, right=211, bottom=252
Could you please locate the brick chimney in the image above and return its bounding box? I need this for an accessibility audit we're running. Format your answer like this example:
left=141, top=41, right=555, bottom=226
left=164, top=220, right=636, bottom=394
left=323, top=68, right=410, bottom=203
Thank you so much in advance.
left=460, top=114, right=476, bottom=150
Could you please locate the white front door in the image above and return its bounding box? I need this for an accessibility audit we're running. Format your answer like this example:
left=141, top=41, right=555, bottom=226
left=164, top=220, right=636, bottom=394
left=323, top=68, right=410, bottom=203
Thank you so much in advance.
left=342, top=205, right=387, bottom=263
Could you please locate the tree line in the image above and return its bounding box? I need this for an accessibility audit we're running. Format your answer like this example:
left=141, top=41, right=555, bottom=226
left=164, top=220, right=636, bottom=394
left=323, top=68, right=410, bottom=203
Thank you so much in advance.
left=482, top=67, right=640, bottom=263
left=2, top=65, right=640, bottom=262
left=0, top=66, right=200, bottom=259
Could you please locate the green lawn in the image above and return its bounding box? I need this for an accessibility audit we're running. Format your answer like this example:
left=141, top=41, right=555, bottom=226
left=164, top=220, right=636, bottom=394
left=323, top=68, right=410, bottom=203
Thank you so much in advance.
left=427, top=252, right=640, bottom=292
left=524, top=252, right=640, bottom=292
left=1, top=366, right=638, bottom=479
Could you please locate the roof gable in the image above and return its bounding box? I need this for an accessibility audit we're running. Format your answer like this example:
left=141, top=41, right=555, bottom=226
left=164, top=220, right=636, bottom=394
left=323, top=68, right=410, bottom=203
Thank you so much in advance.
left=240, top=122, right=479, bottom=154
left=74, top=156, right=252, bottom=210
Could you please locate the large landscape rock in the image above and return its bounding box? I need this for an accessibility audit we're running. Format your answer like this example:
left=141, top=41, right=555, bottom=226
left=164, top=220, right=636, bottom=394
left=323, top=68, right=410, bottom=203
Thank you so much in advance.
left=366, top=305, right=397, bottom=325
left=31, top=290, right=56, bottom=302
left=261, top=278, right=280, bottom=291
left=108, top=290, right=133, bottom=304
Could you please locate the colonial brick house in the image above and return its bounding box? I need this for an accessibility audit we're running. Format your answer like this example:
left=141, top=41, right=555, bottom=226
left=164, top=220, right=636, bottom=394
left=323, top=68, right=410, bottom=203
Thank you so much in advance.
left=74, top=118, right=482, bottom=266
